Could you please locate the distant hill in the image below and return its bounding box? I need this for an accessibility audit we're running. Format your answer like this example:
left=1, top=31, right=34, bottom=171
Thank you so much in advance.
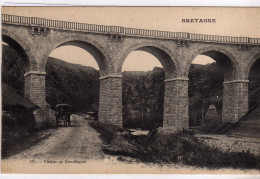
left=45, top=57, right=100, bottom=112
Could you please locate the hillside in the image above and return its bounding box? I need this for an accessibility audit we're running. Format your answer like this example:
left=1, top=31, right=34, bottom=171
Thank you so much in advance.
left=45, top=57, right=100, bottom=112
left=2, top=44, right=26, bottom=94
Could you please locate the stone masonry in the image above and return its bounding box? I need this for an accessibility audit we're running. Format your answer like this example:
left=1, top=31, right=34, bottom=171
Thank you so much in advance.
left=2, top=14, right=260, bottom=132
left=24, top=72, right=46, bottom=125
left=163, top=79, right=189, bottom=132
left=99, top=75, right=123, bottom=126
left=222, top=81, right=249, bottom=122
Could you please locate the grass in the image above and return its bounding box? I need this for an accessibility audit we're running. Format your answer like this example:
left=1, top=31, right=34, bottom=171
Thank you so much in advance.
left=2, top=128, right=54, bottom=159
left=88, top=120, right=260, bottom=170
left=2, top=115, right=57, bottom=159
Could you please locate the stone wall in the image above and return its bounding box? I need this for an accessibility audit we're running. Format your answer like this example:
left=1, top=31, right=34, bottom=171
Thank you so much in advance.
left=163, top=79, right=189, bottom=132
left=24, top=73, right=46, bottom=127
left=222, top=81, right=249, bottom=123
left=24, top=73, right=46, bottom=110
left=99, top=75, right=123, bottom=126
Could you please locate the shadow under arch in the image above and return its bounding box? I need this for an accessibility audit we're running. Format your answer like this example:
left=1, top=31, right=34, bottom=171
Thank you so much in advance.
left=2, top=34, right=30, bottom=73
left=186, top=47, right=240, bottom=81
left=119, top=43, right=180, bottom=79
left=246, top=53, right=260, bottom=80
left=248, top=54, right=260, bottom=108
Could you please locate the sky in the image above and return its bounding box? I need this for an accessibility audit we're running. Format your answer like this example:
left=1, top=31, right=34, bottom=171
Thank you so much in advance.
left=49, top=45, right=214, bottom=71
left=3, top=7, right=259, bottom=71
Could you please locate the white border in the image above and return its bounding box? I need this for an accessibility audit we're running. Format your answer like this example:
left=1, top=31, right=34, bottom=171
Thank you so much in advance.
left=1, top=0, right=260, bottom=6
left=1, top=1, right=260, bottom=179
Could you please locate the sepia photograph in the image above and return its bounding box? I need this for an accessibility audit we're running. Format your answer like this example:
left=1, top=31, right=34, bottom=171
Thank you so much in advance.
left=1, top=6, right=260, bottom=174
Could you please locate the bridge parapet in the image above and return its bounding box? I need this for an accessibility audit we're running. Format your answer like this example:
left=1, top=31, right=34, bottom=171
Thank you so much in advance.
left=2, top=14, right=260, bottom=45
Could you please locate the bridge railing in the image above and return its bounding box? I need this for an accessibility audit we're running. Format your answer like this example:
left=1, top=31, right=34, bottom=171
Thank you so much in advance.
left=2, top=14, right=260, bottom=45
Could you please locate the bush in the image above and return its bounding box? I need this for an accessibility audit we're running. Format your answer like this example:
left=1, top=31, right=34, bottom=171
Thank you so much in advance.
left=88, top=120, right=122, bottom=144
left=88, top=121, right=260, bottom=169
left=131, top=132, right=259, bottom=169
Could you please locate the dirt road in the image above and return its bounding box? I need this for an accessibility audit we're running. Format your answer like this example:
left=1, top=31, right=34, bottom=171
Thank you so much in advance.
left=6, top=114, right=105, bottom=161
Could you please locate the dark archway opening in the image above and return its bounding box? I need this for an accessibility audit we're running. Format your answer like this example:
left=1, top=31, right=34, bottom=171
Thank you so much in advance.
left=188, top=56, right=223, bottom=128
left=188, top=50, right=238, bottom=132
left=249, top=57, right=260, bottom=109
left=2, top=36, right=29, bottom=94
left=122, top=46, right=176, bottom=130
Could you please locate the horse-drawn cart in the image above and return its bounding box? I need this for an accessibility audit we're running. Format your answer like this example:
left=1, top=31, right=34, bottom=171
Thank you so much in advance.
left=55, top=104, right=72, bottom=127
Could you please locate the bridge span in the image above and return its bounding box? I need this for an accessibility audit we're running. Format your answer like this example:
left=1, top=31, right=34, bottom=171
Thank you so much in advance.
left=2, top=14, right=260, bottom=132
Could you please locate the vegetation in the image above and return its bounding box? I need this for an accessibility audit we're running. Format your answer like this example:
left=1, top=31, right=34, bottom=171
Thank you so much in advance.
left=188, top=63, right=223, bottom=125
left=122, top=63, right=223, bottom=128
left=88, top=120, right=260, bottom=169
left=122, top=68, right=165, bottom=129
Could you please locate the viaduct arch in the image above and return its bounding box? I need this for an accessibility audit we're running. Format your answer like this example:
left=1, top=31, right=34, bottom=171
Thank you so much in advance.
left=42, top=36, right=111, bottom=74
left=246, top=53, right=260, bottom=80
left=119, top=43, right=188, bottom=131
left=185, top=47, right=248, bottom=123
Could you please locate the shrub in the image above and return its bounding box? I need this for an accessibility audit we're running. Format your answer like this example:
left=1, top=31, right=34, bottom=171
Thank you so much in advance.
left=89, top=120, right=260, bottom=169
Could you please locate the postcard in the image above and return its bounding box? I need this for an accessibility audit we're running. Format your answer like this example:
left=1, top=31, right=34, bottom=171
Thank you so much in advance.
left=1, top=6, right=260, bottom=174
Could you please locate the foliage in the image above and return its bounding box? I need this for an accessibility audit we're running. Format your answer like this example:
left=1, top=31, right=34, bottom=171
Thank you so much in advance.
left=188, top=63, right=223, bottom=125
left=89, top=120, right=260, bottom=169
left=122, top=68, right=165, bottom=129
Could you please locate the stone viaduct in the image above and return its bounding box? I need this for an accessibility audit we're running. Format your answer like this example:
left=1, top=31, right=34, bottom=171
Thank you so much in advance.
left=2, top=14, right=260, bottom=132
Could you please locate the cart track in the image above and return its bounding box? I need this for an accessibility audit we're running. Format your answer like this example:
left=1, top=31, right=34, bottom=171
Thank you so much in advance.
left=6, top=114, right=105, bottom=160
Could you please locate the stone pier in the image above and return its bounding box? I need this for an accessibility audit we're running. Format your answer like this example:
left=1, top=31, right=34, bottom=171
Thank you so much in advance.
left=24, top=71, right=46, bottom=127
left=99, top=74, right=123, bottom=127
left=163, top=78, right=189, bottom=132
left=222, top=80, right=249, bottom=123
